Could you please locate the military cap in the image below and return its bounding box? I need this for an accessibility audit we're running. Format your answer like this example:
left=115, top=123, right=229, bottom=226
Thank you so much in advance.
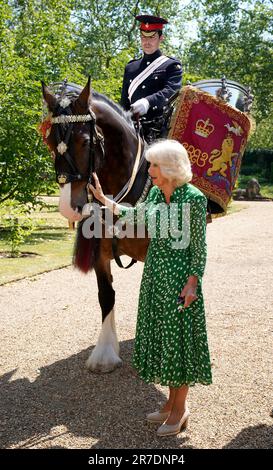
left=136, top=14, right=168, bottom=37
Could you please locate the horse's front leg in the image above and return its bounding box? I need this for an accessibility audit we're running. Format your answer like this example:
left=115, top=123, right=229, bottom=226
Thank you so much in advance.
left=86, top=256, right=122, bottom=373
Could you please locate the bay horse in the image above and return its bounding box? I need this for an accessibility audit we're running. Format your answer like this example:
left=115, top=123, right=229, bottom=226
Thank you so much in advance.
left=41, top=77, right=151, bottom=373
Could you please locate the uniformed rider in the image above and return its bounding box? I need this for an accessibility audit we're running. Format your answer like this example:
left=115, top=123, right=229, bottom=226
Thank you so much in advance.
left=120, top=14, right=182, bottom=142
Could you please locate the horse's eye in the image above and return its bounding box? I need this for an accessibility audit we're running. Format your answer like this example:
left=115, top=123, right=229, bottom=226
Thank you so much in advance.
left=82, top=139, right=90, bottom=148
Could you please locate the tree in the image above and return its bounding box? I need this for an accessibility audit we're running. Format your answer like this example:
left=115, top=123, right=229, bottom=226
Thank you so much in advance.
left=0, top=0, right=85, bottom=206
left=181, top=0, right=273, bottom=148
left=72, top=0, right=181, bottom=99
left=0, top=0, right=183, bottom=207
left=72, top=0, right=181, bottom=75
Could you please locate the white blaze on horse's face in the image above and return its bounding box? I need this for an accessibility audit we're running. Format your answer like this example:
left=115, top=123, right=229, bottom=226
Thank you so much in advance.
left=59, top=183, right=83, bottom=222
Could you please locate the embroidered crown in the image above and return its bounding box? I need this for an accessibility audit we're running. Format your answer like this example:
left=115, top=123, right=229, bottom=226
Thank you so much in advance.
left=195, top=118, right=215, bottom=138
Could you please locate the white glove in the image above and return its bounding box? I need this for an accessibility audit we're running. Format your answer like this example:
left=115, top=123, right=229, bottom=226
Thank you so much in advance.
left=131, top=98, right=150, bottom=116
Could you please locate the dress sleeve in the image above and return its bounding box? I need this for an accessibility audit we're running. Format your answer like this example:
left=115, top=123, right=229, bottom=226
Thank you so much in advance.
left=188, top=195, right=207, bottom=278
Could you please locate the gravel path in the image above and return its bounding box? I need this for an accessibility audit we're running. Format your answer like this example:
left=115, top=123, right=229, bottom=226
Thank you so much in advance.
left=0, top=201, right=272, bottom=449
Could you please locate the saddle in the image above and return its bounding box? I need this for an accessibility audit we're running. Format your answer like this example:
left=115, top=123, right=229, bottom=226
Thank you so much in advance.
left=133, top=91, right=179, bottom=144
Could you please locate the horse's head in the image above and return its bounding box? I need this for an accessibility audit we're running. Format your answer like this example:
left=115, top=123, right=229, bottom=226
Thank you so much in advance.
left=41, top=78, right=103, bottom=221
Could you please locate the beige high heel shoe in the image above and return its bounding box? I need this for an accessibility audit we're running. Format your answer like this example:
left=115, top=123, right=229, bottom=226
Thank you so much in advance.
left=146, top=410, right=171, bottom=424
left=156, top=408, right=190, bottom=437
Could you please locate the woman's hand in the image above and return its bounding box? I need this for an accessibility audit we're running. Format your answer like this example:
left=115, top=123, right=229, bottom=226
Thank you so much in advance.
left=88, top=172, right=105, bottom=204
left=180, top=276, right=198, bottom=308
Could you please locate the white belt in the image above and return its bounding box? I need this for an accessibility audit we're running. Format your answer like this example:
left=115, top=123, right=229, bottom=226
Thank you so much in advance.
left=128, top=55, right=169, bottom=102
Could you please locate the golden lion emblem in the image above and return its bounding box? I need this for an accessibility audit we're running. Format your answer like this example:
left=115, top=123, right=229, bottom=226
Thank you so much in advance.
left=207, top=135, right=237, bottom=177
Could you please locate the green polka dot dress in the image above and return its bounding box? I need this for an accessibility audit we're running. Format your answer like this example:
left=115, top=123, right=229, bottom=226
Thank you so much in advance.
left=119, top=183, right=212, bottom=387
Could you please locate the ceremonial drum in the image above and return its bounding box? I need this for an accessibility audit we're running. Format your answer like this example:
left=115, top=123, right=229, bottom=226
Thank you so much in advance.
left=169, top=78, right=253, bottom=214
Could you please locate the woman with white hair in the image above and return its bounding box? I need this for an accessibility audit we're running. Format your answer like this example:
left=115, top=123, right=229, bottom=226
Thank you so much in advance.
left=89, top=139, right=212, bottom=437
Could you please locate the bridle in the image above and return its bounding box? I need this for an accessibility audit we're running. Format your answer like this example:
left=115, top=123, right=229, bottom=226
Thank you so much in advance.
left=43, top=89, right=149, bottom=209
left=50, top=104, right=104, bottom=188
left=42, top=87, right=151, bottom=269
left=49, top=104, right=147, bottom=207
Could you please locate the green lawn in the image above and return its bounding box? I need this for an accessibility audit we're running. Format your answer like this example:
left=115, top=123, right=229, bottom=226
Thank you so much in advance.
left=0, top=199, right=76, bottom=285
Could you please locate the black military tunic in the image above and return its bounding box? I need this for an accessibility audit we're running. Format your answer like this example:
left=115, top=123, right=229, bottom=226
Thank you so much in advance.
left=120, top=49, right=182, bottom=122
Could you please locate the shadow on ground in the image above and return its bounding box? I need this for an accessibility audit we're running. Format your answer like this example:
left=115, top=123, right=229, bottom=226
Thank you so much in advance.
left=223, top=423, right=273, bottom=449
left=0, top=340, right=191, bottom=449
left=2, top=339, right=271, bottom=449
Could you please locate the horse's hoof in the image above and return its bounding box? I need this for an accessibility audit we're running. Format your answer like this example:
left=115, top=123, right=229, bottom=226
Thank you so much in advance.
left=92, top=361, right=123, bottom=374
left=86, top=359, right=123, bottom=374
left=85, top=351, right=123, bottom=374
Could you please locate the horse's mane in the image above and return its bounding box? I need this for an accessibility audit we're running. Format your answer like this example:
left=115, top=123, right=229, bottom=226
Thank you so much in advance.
left=92, top=91, right=133, bottom=127
left=48, top=81, right=134, bottom=128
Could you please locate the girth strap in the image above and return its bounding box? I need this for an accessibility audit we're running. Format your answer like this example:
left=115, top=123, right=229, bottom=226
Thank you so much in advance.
left=112, top=236, right=137, bottom=269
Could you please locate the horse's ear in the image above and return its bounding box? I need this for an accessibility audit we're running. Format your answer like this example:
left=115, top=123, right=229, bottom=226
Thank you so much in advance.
left=76, top=76, right=91, bottom=109
left=41, top=81, right=58, bottom=111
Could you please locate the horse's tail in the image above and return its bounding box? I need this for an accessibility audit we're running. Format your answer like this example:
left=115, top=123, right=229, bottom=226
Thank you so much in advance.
left=73, top=220, right=100, bottom=273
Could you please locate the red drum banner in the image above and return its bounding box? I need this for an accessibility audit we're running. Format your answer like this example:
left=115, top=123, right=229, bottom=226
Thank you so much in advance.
left=169, top=86, right=252, bottom=214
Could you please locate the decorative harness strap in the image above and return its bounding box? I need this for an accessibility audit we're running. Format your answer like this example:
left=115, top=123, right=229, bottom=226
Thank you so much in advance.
left=48, top=109, right=104, bottom=185
left=51, top=114, right=93, bottom=124
left=114, top=135, right=142, bottom=203
left=128, top=55, right=169, bottom=102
